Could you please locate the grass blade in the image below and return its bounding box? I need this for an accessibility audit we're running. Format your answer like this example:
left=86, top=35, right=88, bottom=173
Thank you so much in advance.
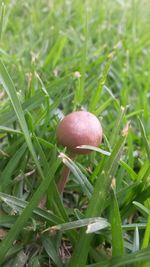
left=43, top=217, right=109, bottom=233
left=0, top=125, right=22, bottom=134
left=0, top=160, right=59, bottom=263
left=133, top=227, right=140, bottom=252
left=110, top=188, right=124, bottom=257
left=33, top=136, right=69, bottom=221
left=73, top=11, right=87, bottom=108
left=120, top=160, right=138, bottom=181
left=68, top=125, right=128, bottom=267
left=87, top=247, right=150, bottom=267
left=110, top=106, right=126, bottom=147
left=133, top=201, right=150, bottom=217
left=142, top=215, right=150, bottom=249
left=59, top=153, right=93, bottom=198
left=0, top=192, right=62, bottom=225
left=89, top=54, right=113, bottom=112
left=42, top=235, right=63, bottom=267
left=43, top=36, right=66, bottom=68
left=138, top=118, right=150, bottom=160
left=0, top=60, right=43, bottom=178
left=0, top=143, right=26, bottom=191
left=0, top=215, right=16, bottom=228
left=0, top=2, right=5, bottom=41
left=95, top=97, right=113, bottom=116
left=76, top=145, right=111, bottom=156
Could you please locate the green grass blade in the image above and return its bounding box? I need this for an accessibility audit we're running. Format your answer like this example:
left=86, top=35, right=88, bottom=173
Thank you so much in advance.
left=0, top=125, right=22, bottom=134
left=138, top=118, right=150, bottom=160
left=126, top=109, right=144, bottom=119
left=76, top=145, right=111, bottom=156
left=0, top=143, right=26, bottom=191
left=141, top=198, right=150, bottom=253
left=59, top=153, right=93, bottom=198
left=137, top=161, right=150, bottom=181
left=122, top=223, right=146, bottom=231
left=33, top=136, right=69, bottom=221
left=0, top=75, right=69, bottom=126
left=89, top=54, right=113, bottom=112
left=0, top=60, right=43, bottom=178
left=95, top=97, right=113, bottom=116
left=120, top=160, right=138, bottom=181
left=73, top=10, right=87, bottom=108
left=110, top=106, right=126, bottom=147
left=0, top=192, right=62, bottom=225
left=44, top=217, right=109, bottom=233
left=133, top=227, right=140, bottom=252
left=42, top=235, right=63, bottom=267
left=43, top=36, right=67, bottom=68
left=133, top=201, right=150, bottom=217
left=0, top=160, right=59, bottom=264
left=68, top=126, right=128, bottom=267
left=0, top=2, right=5, bottom=41
left=87, top=247, right=150, bottom=267
left=122, top=186, right=150, bottom=219
left=110, top=188, right=124, bottom=257
left=0, top=215, right=16, bottom=227
left=142, top=215, right=150, bottom=249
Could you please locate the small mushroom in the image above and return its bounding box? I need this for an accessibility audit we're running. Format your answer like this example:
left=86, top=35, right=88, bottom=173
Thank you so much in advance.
left=57, top=111, right=103, bottom=193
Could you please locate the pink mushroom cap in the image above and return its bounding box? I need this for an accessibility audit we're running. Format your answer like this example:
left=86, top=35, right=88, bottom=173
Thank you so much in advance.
left=57, top=111, right=103, bottom=154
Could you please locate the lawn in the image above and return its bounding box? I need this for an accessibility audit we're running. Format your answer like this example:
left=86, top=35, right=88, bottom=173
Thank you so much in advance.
left=0, top=0, right=150, bottom=266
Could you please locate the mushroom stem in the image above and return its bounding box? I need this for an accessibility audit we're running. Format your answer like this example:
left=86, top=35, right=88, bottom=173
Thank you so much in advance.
left=57, top=152, right=75, bottom=193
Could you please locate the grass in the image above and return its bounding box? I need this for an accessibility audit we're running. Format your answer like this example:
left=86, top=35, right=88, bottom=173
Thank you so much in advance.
left=0, top=0, right=150, bottom=266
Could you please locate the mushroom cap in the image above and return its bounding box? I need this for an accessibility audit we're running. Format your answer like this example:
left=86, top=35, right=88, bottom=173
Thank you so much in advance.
left=57, top=111, right=102, bottom=154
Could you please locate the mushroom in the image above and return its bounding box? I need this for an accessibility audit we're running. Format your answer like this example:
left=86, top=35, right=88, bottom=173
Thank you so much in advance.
left=57, top=111, right=103, bottom=193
